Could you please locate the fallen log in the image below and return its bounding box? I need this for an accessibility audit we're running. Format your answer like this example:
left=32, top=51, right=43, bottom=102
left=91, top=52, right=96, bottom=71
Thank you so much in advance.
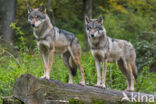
left=12, top=74, right=156, bottom=104
left=2, top=96, right=22, bottom=104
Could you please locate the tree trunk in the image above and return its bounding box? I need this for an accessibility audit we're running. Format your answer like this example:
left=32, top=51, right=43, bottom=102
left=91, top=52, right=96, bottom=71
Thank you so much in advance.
left=47, top=0, right=55, bottom=25
left=0, top=1, right=3, bottom=40
left=12, top=74, right=156, bottom=104
left=0, top=0, right=16, bottom=45
left=150, top=61, right=156, bottom=72
left=83, top=0, right=92, bottom=52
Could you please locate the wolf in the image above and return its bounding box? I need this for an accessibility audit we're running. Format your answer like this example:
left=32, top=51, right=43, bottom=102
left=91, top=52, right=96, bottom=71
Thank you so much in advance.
left=27, top=5, right=85, bottom=85
left=85, top=16, right=138, bottom=91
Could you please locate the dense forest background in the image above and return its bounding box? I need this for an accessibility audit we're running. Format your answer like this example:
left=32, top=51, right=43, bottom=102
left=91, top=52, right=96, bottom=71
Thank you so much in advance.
left=0, top=0, right=156, bottom=103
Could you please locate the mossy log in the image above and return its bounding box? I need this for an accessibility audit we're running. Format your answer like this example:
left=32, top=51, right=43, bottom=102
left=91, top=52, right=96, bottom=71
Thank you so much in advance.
left=2, top=96, right=23, bottom=104
left=12, top=74, right=156, bottom=104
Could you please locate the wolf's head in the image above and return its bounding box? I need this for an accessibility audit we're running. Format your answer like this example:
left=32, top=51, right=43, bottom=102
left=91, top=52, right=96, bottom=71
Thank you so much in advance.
left=27, top=5, right=46, bottom=28
left=85, top=16, right=105, bottom=38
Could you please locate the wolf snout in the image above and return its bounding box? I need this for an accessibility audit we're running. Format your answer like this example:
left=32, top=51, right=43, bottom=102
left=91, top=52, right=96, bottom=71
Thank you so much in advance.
left=31, top=24, right=35, bottom=27
left=91, top=34, right=94, bottom=37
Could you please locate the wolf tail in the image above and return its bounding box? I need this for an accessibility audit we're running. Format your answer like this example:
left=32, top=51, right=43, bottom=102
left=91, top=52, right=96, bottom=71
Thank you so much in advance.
left=69, top=56, right=77, bottom=76
left=131, top=62, right=138, bottom=80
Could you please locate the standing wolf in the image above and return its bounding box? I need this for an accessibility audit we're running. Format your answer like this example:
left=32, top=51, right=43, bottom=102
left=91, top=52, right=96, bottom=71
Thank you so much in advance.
left=85, top=16, right=137, bottom=91
left=27, top=5, right=85, bottom=85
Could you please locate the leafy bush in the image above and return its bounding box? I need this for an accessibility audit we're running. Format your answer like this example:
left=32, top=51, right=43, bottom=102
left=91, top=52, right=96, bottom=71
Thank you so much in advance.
left=103, top=12, right=153, bottom=41
left=134, top=32, right=156, bottom=71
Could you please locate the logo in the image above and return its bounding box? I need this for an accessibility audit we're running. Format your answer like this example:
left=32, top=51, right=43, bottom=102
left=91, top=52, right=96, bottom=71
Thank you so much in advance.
left=121, top=92, right=130, bottom=101
left=121, top=92, right=155, bottom=102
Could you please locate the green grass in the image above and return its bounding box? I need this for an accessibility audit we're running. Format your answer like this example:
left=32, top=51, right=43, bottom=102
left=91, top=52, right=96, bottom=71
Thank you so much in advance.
left=0, top=35, right=156, bottom=103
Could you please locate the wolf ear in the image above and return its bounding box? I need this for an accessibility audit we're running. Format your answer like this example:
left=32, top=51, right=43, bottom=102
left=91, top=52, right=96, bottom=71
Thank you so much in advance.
left=39, top=6, right=46, bottom=13
left=85, top=16, right=90, bottom=25
left=97, top=15, right=103, bottom=24
left=27, top=4, right=33, bottom=14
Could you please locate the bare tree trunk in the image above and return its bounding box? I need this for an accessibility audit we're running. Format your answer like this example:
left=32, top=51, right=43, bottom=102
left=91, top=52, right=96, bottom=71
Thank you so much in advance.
left=0, top=0, right=4, bottom=42
left=83, top=0, right=92, bottom=51
left=150, top=61, right=156, bottom=72
left=47, top=0, right=55, bottom=25
left=0, top=0, right=16, bottom=45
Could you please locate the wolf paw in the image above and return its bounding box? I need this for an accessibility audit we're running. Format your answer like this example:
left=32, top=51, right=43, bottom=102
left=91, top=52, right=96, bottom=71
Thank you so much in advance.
left=125, top=88, right=134, bottom=92
left=68, top=81, right=73, bottom=84
left=94, top=84, right=106, bottom=89
left=79, top=81, right=85, bottom=86
left=40, top=75, right=50, bottom=80
left=94, top=84, right=102, bottom=88
left=101, top=84, right=106, bottom=89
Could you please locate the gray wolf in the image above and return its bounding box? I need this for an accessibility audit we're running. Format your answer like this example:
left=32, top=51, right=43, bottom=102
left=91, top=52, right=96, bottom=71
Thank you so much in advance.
left=85, top=16, right=138, bottom=91
left=27, top=5, right=85, bottom=85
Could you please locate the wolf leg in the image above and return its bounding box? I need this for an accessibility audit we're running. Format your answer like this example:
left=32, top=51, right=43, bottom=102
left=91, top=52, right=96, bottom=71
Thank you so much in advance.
left=94, top=59, right=102, bottom=87
left=62, top=51, right=74, bottom=84
left=46, top=48, right=55, bottom=79
left=68, top=46, right=85, bottom=85
left=117, top=59, right=134, bottom=92
left=101, top=61, right=107, bottom=88
left=41, top=48, right=54, bottom=79
left=74, top=56, right=85, bottom=85
left=40, top=50, right=49, bottom=79
left=125, top=64, right=135, bottom=92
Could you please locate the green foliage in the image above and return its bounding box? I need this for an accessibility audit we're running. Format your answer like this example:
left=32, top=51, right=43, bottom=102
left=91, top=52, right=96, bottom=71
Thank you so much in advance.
left=10, top=23, right=27, bottom=51
left=91, top=99, right=103, bottom=104
left=69, top=98, right=84, bottom=104
left=101, top=8, right=153, bottom=42
left=134, top=32, right=156, bottom=70
left=135, top=63, right=156, bottom=93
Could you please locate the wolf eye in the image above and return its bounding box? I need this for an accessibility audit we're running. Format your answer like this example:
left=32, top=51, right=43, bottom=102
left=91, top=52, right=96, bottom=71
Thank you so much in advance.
left=98, top=27, right=103, bottom=30
left=87, top=27, right=90, bottom=30
left=37, top=16, right=41, bottom=20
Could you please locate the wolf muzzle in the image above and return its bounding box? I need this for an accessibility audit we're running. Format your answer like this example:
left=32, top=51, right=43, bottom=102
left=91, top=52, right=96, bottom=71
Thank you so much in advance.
left=31, top=24, right=35, bottom=27
left=91, top=34, right=94, bottom=37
